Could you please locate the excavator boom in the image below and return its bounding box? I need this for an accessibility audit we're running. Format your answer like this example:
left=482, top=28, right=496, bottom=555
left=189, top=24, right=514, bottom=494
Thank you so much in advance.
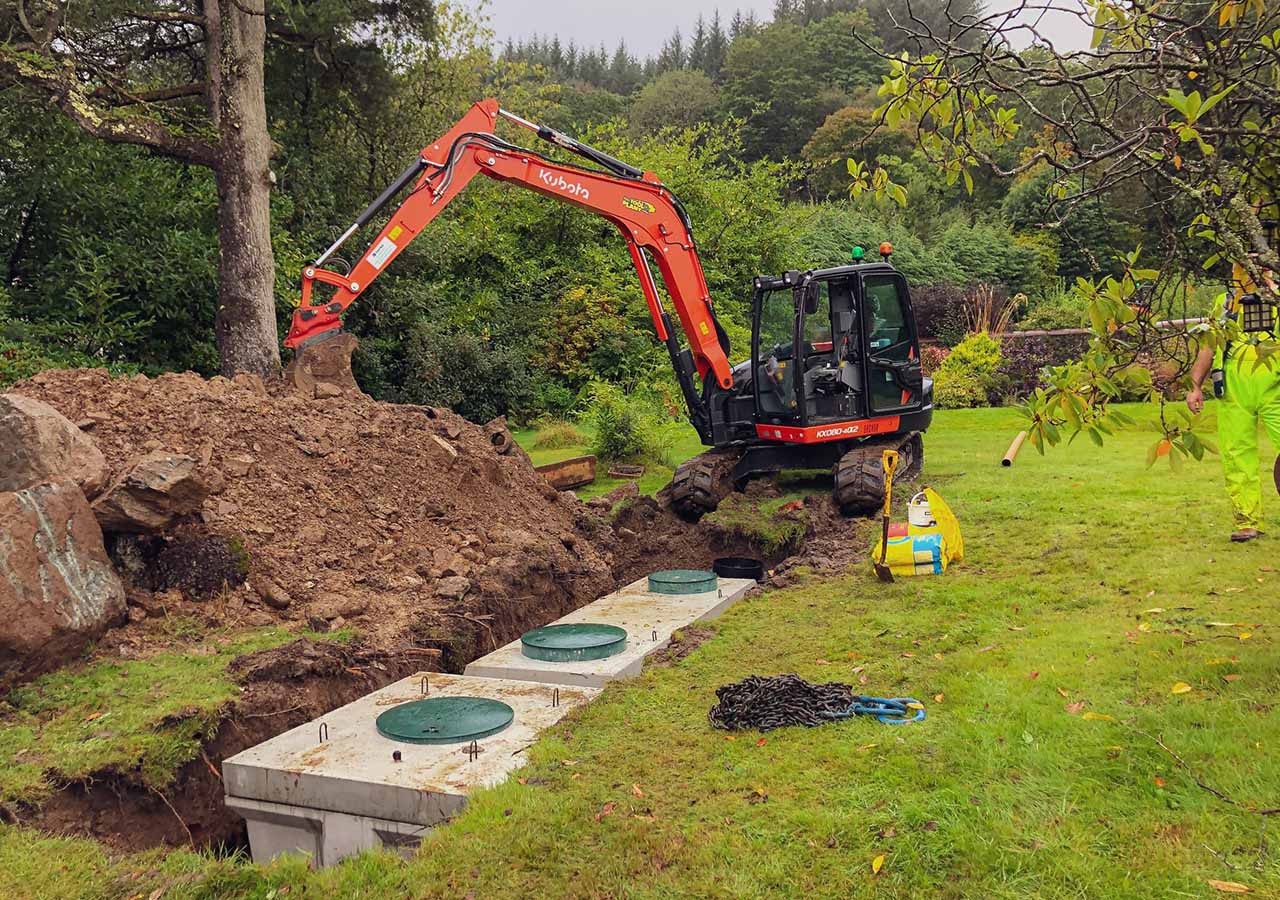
left=287, top=99, right=734, bottom=407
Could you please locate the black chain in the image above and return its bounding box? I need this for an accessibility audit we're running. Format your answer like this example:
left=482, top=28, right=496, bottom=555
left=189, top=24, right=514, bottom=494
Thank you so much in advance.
left=708, top=674, right=854, bottom=732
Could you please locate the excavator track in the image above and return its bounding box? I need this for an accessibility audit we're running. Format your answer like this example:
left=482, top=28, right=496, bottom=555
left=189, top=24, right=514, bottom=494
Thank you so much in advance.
left=832, top=432, right=924, bottom=516
left=667, top=447, right=742, bottom=521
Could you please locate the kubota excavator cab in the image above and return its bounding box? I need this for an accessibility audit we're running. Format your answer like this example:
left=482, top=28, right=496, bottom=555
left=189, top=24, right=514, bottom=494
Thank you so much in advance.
left=667, top=252, right=932, bottom=519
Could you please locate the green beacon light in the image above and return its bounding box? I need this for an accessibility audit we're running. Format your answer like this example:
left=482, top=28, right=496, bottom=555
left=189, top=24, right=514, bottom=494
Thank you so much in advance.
left=851, top=246, right=866, bottom=262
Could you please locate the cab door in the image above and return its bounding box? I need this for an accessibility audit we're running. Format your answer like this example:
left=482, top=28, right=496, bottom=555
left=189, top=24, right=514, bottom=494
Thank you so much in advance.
left=859, top=273, right=924, bottom=414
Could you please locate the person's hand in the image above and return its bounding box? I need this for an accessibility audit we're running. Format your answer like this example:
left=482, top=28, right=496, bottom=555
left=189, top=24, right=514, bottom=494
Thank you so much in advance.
left=1186, top=387, right=1205, bottom=414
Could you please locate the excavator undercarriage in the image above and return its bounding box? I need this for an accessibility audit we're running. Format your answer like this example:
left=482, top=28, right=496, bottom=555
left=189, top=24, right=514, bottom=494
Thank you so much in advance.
left=668, top=431, right=924, bottom=520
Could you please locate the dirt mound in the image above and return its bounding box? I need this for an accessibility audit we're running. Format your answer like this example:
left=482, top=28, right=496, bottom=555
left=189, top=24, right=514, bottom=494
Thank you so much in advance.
left=11, top=369, right=615, bottom=655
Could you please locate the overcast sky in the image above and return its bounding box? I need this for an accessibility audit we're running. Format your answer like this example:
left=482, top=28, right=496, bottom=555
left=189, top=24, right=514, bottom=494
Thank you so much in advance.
left=469, top=1, right=1093, bottom=60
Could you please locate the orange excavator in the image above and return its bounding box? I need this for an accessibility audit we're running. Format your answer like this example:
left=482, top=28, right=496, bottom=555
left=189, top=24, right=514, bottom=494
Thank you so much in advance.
left=286, top=98, right=932, bottom=517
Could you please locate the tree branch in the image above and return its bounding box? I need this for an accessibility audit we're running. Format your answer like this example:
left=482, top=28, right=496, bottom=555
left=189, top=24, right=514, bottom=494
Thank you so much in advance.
left=91, top=80, right=206, bottom=106
left=0, top=50, right=218, bottom=167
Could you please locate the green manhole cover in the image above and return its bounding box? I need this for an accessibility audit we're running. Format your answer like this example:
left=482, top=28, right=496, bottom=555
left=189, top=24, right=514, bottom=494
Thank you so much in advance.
left=375, top=697, right=514, bottom=744
left=648, top=569, right=718, bottom=595
left=521, top=623, right=628, bottom=662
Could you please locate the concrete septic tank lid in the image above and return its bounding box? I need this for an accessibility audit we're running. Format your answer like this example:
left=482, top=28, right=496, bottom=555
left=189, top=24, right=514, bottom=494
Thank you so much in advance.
left=521, top=623, right=627, bottom=662
left=648, top=568, right=718, bottom=595
left=375, top=697, right=514, bottom=744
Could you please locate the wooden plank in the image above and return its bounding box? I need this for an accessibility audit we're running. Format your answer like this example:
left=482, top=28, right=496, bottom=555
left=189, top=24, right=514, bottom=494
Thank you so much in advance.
left=535, top=455, right=596, bottom=490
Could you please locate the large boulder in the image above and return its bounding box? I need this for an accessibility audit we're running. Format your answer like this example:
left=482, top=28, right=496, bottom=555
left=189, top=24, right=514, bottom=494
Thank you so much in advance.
left=0, top=481, right=127, bottom=681
left=92, top=451, right=208, bottom=533
left=0, top=393, right=110, bottom=498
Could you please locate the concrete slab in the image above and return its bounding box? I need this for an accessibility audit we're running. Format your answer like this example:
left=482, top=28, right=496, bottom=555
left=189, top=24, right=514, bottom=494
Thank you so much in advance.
left=463, top=575, right=756, bottom=688
left=223, top=673, right=596, bottom=865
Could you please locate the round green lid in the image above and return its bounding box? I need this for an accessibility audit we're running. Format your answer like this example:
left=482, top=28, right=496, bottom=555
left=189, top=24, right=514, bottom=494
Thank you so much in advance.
left=521, top=623, right=627, bottom=662
left=375, top=697, right=514, bottom=744
left=648, top=569, right=718, bottom=594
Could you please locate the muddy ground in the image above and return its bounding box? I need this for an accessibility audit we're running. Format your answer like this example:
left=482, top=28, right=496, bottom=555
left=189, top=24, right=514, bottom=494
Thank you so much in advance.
left=6, top=368, right=882, bottom=853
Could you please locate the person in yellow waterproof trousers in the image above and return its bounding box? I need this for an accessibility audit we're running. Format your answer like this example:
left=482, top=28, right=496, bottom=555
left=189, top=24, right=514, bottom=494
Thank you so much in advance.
left=1187, top=308, right=1280, bottom=542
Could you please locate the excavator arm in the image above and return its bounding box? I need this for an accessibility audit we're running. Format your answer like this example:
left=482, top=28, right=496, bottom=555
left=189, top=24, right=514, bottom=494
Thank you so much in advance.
left=286, top=98, right=735, bottom=407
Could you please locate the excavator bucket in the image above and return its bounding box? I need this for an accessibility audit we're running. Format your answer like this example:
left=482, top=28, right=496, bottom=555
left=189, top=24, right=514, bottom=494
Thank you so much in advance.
left=284, top=332, right=364, bottom=399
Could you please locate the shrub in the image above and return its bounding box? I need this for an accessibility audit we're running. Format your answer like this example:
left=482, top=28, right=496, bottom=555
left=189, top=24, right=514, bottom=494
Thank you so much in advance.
left=934, top=330, right=1005, bottom=406
left=932, top=368, right=989, bottom=408
left=910, top=283, right=969, bottom=345
left=394, top=325, right=537, bottom=424
left=920, top=343, right=949, bottom=375
left=997, top=334, right=1089, bottom=401
left=585, top=383, right=671, bottom=464
left=943, top=331, right=1002, bottom=378
left=1018, top=280, right=1088, bottom=331
left=533, top=419, right=586, bottom=450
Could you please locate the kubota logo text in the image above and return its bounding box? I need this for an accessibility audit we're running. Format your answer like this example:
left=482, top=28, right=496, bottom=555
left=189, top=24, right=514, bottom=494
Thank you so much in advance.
left=538, top=169, right=590, bottom=200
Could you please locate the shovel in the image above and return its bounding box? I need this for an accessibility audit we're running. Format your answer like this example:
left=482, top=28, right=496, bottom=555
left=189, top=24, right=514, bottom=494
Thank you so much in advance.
left=874, top=449, right=900, bottom=583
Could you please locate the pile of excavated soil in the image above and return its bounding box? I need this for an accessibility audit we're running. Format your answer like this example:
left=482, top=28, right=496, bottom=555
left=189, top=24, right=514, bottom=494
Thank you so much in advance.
left=11, top=369, right=616, bottom=662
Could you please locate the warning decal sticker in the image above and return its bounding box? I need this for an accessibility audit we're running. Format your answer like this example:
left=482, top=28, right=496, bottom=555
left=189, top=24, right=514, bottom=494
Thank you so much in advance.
left=367, top=237, right=397, bottom=269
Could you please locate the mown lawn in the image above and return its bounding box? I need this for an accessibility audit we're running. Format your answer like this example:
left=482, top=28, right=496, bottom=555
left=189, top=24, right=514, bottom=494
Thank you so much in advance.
left=3, top=404, right=1279, bottom=899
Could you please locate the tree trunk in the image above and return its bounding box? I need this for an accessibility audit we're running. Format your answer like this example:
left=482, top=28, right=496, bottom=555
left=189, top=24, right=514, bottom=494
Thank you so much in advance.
left=206, top=0, right=280, bottom=378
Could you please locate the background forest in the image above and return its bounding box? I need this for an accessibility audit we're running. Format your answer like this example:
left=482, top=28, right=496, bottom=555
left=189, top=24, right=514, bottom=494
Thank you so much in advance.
left=0, top=0, right=1216, bottom=427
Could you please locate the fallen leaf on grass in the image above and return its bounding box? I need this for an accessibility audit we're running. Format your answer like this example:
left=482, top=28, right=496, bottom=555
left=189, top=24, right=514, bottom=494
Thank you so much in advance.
left=1056, top=687, right=1070, bottom=699
left=1207, top=622, right=1239, bottom=628
left=906, top=701, right=925, bottom=710
left=1028, top=671, right=1040, bottom=680
left=934, top=693, right=944, bottom=703
left=1154, top=776, right=1166, bottom=788
left=593, top=801, right=617, bottom=822
left=1144, top=607, right=1166, bottom=614
left=1138, top=623, right=1152, bottom=633
left=561, top=759, right=578, bottom=766
left=1223, top=674, right=1242, bottom=683
left=815, top=659, right=831, bottom=666
left=1239, top=632, right=1252, bottom=641
left=857, top=742, right=878, bottom=751
left=756, top=738, right=767, bottom=746
left=871, top=854, right=886, bottom=875
left=632, top=784, right=645, bottom=798
left=859, top=675, right=869, bottom=685
left=852, top=665, right=865, bottom=674
left=901, top=652, right=915, bottom=659
left=1207, top=658, right=1233, bottom=665
left=879, top=826, right=897, bottom=839
left=1065, top=701, right=1086, bottom=715
left=724, top=735, right=736, bottom=742
left=1171, top=682, right=1193, bottom=695
left=933, top=652, right=944, bottom=661
left=977, top=645, right=996, bottom=653
left=1207, top=879, right=1252, bottom=893
left=1082, top=711, right=1114, bottom=721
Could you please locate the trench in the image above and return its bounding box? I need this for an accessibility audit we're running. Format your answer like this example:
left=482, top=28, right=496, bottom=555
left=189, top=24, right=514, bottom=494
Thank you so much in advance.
left=24, top=495, right=822, bottom=855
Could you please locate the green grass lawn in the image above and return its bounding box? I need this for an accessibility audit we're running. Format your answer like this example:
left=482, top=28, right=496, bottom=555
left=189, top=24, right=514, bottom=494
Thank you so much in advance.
left=4, top=405, right=1279, bottom=899
left=514, top=423, right=705, bottom=499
